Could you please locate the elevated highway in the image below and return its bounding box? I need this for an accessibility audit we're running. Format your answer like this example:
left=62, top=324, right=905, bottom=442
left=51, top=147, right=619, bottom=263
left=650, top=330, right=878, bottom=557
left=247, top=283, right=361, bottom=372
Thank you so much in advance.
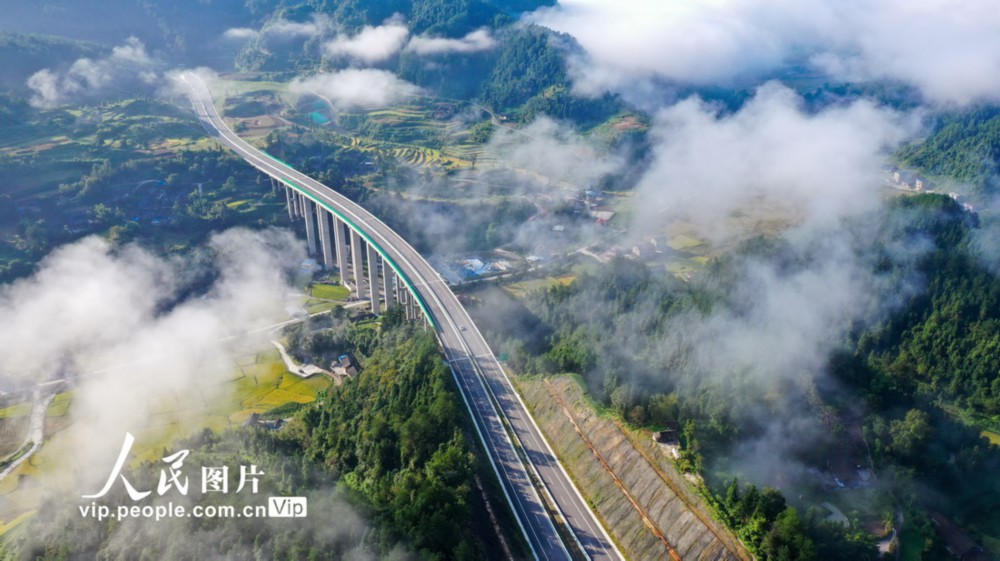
left=180, top=73, right=622, bottom=561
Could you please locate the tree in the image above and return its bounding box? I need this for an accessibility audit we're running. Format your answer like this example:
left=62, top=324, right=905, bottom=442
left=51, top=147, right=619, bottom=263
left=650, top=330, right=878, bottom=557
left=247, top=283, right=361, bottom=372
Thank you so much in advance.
left=107, top=222, right=139, bottom=245
left=889, top=409, right=931, bottom=459
left=762, top=508, right=817, bottom=561
left=90, top=203, right=123, bottom=226
left=23, top=219, right=49, bottom=253
left=380, top=304, right=408, bottom=330
left=220, top=176, right=239, bottom=195
left=610, top=384, right=633, bottom=417
left=627, top=405, right=648, bottom=426
left=648, top=393, right=680, bottom=425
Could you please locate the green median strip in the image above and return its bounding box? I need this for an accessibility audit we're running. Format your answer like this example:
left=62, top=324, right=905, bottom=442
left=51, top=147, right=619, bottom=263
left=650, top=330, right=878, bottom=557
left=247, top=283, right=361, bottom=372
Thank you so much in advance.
left=264, top=153, right=293, bottom=169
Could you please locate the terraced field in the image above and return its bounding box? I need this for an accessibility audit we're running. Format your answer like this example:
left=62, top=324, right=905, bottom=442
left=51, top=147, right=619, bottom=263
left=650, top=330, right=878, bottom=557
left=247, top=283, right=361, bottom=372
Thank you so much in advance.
left=340, top=102, right=483, bottom=169
left=0, top=417, right=29, bottom=459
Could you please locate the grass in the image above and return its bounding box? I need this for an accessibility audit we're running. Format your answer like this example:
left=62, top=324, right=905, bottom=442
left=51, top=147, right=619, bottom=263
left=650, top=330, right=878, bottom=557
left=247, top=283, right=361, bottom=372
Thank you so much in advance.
left=45, top=393, right=72, bottom=417
left=305, top=300, right=338, bottom=314
left=502, top=275, right=575, bottom=298
left=0, top=442, right=33, bottom=472
left=126, top=350, right=331, bottom=463
left=668, top=234, right=705, bottom=250
left=666, top=257, right=710, bottom=278
left=0, top=510, right=33, bottom=537
left=225, top=355, right=331, bottom=421
left=310, top=283, right=350, bottom=301
left=218, top=79, right=287, bottom=96
left=303, top=282, right=351, bottom=314
left=0, top=403, right=30, bottom=420
left=0, top=417, right=29, bottom=458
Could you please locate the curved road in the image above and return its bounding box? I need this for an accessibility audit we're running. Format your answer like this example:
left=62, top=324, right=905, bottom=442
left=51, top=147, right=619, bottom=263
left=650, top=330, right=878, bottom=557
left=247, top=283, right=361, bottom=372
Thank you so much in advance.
left=180, top=73, right=622, bottom=561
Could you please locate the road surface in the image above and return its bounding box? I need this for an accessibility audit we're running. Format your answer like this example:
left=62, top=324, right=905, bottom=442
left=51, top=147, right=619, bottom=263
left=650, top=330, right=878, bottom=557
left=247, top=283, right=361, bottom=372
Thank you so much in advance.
left=0, top=390, right=55, bottom=482
left=181, top=72, right=622, bottom=561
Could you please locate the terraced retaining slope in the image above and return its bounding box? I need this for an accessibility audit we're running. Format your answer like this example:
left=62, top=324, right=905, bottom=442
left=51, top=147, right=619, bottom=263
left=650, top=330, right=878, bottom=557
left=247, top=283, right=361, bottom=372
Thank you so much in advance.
left=518, top=375, right=751, bottom=561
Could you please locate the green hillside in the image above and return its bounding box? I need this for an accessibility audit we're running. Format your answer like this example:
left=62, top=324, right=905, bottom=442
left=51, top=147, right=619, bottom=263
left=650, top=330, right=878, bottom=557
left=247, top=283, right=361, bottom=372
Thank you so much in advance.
left=898, top=106, right=1000, bottom=197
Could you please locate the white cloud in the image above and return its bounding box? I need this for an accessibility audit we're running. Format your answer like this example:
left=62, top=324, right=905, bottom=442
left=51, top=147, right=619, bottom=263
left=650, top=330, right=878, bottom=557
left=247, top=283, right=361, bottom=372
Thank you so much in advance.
left=812, top=0, right=1000, bottom=106
left=110, top=36, right=152, bottom=65
left=528, top=0, right=1000, bottom=105
left=27, top=37, right=157, bottom=109
left=162, top=67, right=220, bottom=102
left=405, top=28, right=497, bottom=55
left=223, top=27, right=259, bottom=40
left=265, top=15, right=329, bottom=39
left=289, top=69, right=420, bottom=108
left=632, top=82, right=918, bottom=236
left=483, top=116, right=619, bottom=187
left=0, top=229, right=305, bottom=477
left=26, top=69, right=64, bottom=108
left=324, top=22, right=410, bottom=63
left=528, top=0, right=823, bottom=92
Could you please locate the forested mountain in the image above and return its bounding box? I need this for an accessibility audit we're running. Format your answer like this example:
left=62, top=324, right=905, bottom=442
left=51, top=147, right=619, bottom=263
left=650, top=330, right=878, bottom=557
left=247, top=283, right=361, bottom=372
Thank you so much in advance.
left=302, top=0, right=553, bottom=34
left=0, top=0, right=271, bottom=65
left=0, top=91, right=27, bottom=127
left=231, top=0, right=618, bottom=119
left=0, top=31, right=104, bottom=90
left=0, top=0, right=613, bottom=123
left=473, top=194, right=1000, bottom=559
left=849, top=195, right=999, bottom=415
left=298, top=316, right=491, bottom=559
left=898, top=106, right=1000, bottom=197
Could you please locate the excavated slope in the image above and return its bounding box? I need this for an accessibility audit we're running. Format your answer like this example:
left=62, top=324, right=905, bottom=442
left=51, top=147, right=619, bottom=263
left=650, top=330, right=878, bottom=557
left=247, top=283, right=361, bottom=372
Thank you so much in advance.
left=518, top=375, right=752, bottom=561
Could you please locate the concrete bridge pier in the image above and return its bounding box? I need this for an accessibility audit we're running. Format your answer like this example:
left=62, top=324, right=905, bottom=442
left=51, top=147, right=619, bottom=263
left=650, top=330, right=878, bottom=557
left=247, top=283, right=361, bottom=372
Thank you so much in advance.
left=367, top=242, right=381, bottom=312
left=316, top=208, right=334, bottom=269
left=383, top=262, right=395, bottom=308
left=332, top=214, right=350, bottom=287
left=350, top=230, right=367, bottom=299
left=405, top=291, right=416, bottom=320
left=289, top=188, right=300, bottom=218
left=302, top=198, right=317, bottom=256
left=279, top=190, right=417, bottom=317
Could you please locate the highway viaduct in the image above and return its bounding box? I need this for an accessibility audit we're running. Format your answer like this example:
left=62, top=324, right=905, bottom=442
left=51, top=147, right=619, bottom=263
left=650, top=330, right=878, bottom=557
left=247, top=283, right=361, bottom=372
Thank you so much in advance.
left=180, top=72, right=623, bottom=561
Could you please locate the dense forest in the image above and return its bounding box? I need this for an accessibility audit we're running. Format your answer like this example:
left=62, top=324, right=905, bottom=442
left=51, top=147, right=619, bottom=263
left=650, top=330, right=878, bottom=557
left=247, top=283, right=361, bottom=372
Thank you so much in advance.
left=230, top=0, right=621, bottom=121
left=0, top=142, right=284, bottom=284
left=300, top=0, right=553, bottom=35
left=897, top=106, right=1000, bottom=197
left=3, top=317, right=507, bottom=561
left=0, top=31, right=102, bottom=90
left=0, top=0, right=272, bottom=66
left=297, top=316, right=493, bottom=559
left=472, top=194, right=1000, bottom=559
